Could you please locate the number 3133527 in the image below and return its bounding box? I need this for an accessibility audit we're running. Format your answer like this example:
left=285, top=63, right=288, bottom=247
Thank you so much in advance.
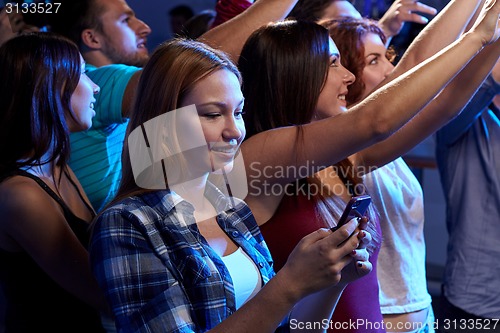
left=5, top=2, right=61, bottom=14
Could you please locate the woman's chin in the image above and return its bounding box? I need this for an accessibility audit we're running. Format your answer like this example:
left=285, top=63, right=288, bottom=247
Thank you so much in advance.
left=211, top=160, right=235, bottom=174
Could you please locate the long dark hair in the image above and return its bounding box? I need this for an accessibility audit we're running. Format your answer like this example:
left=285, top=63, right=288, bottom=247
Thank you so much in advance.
left=0, top=32, right=81, bottom=175
left=239, top=20, right=379, bottom=245
left=239, top=20, right=330, bottom=140
left=115, top=38, right=241, bottom=202
left=288, top=0, right=342, bottom=22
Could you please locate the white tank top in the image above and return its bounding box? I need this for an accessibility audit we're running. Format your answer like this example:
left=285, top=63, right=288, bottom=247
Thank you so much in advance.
left=221, top=247, right=262, bottom=309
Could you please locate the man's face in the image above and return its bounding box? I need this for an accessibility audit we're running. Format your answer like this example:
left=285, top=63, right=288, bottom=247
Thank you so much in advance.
left=96, top=0, right=151, bottom=67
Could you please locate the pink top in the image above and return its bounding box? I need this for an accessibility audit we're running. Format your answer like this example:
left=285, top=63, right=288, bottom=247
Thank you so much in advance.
left=212, top=0, right=253, bottom=28
left=260, top=188, right=385, bottom=333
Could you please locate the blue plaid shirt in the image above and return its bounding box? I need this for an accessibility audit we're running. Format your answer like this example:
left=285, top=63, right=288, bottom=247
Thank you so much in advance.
left=90, top=184, right=282, bottom=332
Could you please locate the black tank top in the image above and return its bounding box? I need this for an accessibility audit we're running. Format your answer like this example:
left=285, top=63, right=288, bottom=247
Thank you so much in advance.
left=0, top=169, right=106, bottom=333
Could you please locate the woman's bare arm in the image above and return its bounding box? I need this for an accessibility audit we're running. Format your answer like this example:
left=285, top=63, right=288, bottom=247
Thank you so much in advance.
left=242, top=0, right=500, bottom=222
left=353, top=0, right=499, bottom=168
left=388, top=0, right=486, bottom=80
left=242, top=8, right=498, bottom=186
left=357, top=38, right=500, bottom=169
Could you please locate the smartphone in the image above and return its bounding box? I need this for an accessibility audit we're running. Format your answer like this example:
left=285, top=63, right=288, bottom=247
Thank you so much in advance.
left=331, top=195, right=371, bottom=231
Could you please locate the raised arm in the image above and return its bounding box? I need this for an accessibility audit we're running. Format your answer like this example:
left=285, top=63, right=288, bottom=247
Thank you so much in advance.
left=437, top=60, right=500, bottom=146
left=199, top=0, right=298, bottom=62
left=356, top=38, right=500, bottom=169
left=242, top=0, right=500, bottom=188
left=353, top=1, right=500, bottom=168
left=388, top=0, right=486, bottom=78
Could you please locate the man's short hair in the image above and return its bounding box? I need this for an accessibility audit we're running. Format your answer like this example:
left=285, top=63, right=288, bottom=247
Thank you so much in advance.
left=49, top=0, right=106, bottom=48
left=168, top=5, right=194, bottom=20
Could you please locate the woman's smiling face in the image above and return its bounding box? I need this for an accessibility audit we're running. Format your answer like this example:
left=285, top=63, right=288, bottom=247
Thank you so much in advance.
left=314, top=37, right=356, bottom=120
left=179, top=69, right=245, bottom=173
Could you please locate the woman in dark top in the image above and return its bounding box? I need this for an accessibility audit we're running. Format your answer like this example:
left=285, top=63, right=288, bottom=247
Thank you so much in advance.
left=0, top=33, right=109, bottom=332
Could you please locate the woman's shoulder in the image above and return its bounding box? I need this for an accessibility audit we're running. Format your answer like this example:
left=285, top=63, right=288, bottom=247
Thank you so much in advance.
left=95, top=190, right=178, bottom=226
left=0, top=175, right=60, bottom=218
left=103, top=190, right=176, bottom=212
left=0, top=175, right=72, bottom=251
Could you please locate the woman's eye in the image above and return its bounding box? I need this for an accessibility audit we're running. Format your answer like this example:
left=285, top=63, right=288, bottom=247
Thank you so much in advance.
left=234, top=110, right=245, bottom=118
left=330, top=59, right=338, bottom=67
left=202, top=113, right=221, bottom=119
left=368, top=57, right=378, bottom=65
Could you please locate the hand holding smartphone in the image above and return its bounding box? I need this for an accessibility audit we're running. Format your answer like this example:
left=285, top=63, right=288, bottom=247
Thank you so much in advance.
left=331, top=195, right=371, bottom=232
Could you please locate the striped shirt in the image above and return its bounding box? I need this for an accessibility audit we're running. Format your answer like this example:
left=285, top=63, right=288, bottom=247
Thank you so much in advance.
left=69, top=64, right=140, bottom=212
left=90, top=184, right=285, bottom=332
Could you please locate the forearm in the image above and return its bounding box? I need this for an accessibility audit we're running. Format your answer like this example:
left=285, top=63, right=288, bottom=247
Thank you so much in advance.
left=210, top=272, right=299, bottom=333
left=366, top=31, right=484, bottom=125
left=289, top=285, right=346, bottom=333
left=392, top=0, right=484, bottom=78
left=430, top=41, right=500, bottom=120
left=358, top=40, right=500, bottom=169
left=215, top=226, right=363, bottom=333
left=199, top=0, right=298, bottom=62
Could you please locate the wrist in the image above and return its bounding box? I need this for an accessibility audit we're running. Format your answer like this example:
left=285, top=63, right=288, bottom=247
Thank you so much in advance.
left=272, top=268, right=305, bottom=305
left=463, top=29, right=490, bottom=50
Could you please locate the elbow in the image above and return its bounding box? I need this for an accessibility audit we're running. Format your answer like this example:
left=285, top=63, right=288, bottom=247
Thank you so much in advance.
left=352, top=96, right=399, bottom=142
left=369, top=115, right=396, bottom=143
left=347, top=102, right=399, bottom=144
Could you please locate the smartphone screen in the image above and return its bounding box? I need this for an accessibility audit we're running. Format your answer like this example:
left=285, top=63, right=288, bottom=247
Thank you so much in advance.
left=331, top=195, right=371, bottom=231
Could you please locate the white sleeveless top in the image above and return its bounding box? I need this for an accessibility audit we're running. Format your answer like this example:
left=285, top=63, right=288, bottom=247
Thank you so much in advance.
left=221, top=247, right=262, bottom=309
left=363, top=158, right=431, bottom=314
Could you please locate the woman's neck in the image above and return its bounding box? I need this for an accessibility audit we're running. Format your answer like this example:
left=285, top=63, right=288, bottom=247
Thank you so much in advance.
left=18, top=147, right=59, bottom=175
left=23, top=163, right=54, bottom=177
left=171, top=173, right=216, bottom=222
